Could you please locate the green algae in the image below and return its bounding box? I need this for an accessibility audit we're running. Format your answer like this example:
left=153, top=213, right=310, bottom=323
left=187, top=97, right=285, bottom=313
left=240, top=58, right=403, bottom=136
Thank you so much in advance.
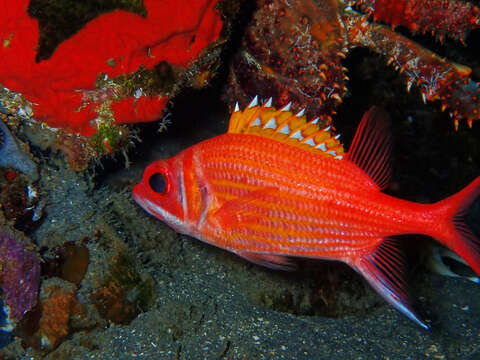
left=89, top=119, right=127, bottom=155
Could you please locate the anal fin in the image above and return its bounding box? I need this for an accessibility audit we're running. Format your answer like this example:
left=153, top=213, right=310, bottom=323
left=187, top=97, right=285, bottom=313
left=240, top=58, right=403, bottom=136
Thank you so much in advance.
left=353, top=237, right=429, bottom=329
left=235, top=251, right=297, bottom=271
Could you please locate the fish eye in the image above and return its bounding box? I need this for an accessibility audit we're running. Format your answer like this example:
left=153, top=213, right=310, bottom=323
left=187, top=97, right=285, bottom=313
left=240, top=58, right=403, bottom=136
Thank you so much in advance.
left=149, top=172, right=167, bottom=194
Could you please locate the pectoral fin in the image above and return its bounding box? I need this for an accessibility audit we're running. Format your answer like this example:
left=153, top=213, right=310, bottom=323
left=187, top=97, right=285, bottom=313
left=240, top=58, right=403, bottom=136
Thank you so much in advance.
left=210, top=187, right=297, bottom=271
left=211, top=187, right=278, bottom=228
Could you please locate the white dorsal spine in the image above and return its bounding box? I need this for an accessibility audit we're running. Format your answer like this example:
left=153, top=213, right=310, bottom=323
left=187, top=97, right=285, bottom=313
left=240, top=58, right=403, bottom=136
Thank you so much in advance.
left=227, top=96, right=345, bottom=158
left=296, top=108, right=305, bottom=117
left=263, top=118, right=277, bottom=130
left=248, top=95, right=258, bottom=108
left=280, top=102, right=292, bottom=112
left=278, top=124, right=290, bottom=135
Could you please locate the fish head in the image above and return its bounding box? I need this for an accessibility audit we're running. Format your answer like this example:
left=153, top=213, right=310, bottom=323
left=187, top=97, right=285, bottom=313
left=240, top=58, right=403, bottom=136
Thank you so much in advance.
left=133, top=157, right=188, bottom=233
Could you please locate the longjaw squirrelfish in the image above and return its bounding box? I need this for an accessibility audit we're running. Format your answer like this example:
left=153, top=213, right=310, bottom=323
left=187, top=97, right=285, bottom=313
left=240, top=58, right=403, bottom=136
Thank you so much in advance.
left=133, top=97, right=480, bottom=329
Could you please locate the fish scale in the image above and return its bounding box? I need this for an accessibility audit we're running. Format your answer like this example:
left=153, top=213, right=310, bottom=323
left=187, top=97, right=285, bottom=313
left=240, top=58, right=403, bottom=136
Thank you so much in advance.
left=200, top=137, right=365, bottom=193
left=189, top=133, right=427, bottom=257
left=133, top=98, right=480, bottom=329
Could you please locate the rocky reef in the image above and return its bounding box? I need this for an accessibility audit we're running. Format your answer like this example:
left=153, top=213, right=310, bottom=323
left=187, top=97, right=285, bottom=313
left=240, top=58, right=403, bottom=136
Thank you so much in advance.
left=0, top=227, right=40, bottom=332
left=0, top=120, right=38, bottom=181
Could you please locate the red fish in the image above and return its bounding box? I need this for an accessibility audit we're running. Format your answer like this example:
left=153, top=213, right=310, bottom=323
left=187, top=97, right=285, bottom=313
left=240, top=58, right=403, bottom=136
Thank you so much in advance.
left=133, top=97, right=480, bottom=328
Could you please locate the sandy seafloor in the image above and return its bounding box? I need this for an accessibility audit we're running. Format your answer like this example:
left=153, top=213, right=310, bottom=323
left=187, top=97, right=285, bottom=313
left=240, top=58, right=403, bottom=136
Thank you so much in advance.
left=2, top=87, right=479, bottom=360
left=2, top=26, right=480, bottom=360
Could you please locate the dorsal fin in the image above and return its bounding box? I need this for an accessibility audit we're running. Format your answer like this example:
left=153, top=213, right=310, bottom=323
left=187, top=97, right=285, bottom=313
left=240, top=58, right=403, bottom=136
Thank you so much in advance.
left=228, top=96, right=345, bottom=159
left=346, top=106, right=392, bottom=189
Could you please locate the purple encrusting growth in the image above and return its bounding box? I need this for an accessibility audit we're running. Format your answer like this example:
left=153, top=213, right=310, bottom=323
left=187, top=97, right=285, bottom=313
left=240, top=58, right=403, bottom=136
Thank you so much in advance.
left=0, top=231, right=40, bottom=325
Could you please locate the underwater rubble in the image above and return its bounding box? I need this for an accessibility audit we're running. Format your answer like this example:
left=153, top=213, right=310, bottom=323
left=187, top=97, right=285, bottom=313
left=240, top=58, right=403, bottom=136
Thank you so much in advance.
left=0, top=226, right=40, bottom=347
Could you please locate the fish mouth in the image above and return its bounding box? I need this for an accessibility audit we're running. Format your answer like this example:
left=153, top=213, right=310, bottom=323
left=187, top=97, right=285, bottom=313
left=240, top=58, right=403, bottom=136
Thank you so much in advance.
left=132, top=182, right=155, bottom=217
left=132, top=182, right=167, bottom=221
left=132, top=183, right=145, bottom=205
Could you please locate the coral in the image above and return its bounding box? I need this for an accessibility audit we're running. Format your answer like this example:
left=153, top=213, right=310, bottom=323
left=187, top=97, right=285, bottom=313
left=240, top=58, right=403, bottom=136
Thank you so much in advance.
left=0, top=169, right=27, bottom=223
left=356, top=0, right=479, bottom=42
left=0, top=0, right=223, bottom=135
left=35, top=278, right=85, bottom=351
left=0, top=121, right=38, bottom=180
left=89, top=121, right=130, bottom=156
left=227, top=0, right=480, bottom=129
left=90, top=250, right=155, bottom=325
left=0, top=168, right=40, bottom=229
left=50, top=133, right=94, bottom=172
left=0, top=299, right=13, bottom=349
left=229, top=0, right=348, bottom=124
left=42, top=241, right=90, bottom=286
left=0, top=87, right=33, bottom=121
left=28, top=0, right=146, bottom=61
left=57, top=242, right=90, bottom=286
left=0, top=228, right=40, bottom=329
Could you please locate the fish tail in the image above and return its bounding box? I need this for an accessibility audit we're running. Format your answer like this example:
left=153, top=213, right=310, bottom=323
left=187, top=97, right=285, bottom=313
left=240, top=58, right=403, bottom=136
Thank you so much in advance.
left=352, top=177, right=480, bottom=329
left=434, top=176, right=480, bottom=276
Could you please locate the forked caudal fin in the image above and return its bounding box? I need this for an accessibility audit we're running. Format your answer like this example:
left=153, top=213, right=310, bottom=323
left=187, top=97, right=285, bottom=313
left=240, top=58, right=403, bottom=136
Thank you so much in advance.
left=354, top=178, right=480, bottom=330
left=434, top=176, right=480, bottom=276
left=348, top=107, right=480, bottom=329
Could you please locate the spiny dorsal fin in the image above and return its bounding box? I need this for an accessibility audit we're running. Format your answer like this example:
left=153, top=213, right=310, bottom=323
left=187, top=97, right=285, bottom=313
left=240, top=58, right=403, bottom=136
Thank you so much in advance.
left=228, top=96, right=344, bottom=159
left=346, top=106, right=392, bottom=189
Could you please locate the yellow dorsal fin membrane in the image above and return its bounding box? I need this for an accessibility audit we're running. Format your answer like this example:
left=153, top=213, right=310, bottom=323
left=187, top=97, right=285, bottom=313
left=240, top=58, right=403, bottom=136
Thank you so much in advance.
left=228, top=96, right=345, bottom=159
